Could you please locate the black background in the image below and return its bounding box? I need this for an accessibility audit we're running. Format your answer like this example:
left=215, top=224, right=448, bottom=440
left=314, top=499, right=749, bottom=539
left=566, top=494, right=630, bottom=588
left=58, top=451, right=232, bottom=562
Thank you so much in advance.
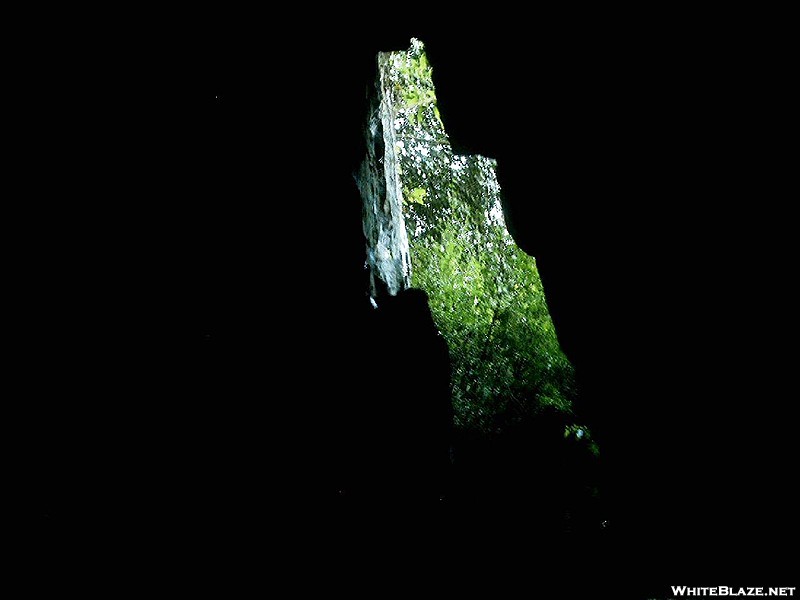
left=19, top=8, right=796, bottom=592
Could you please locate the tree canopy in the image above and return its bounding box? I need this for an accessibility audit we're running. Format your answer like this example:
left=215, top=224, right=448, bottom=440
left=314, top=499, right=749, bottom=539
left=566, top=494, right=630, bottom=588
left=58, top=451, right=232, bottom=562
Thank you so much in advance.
left=384, top=40, right=592, bottom=448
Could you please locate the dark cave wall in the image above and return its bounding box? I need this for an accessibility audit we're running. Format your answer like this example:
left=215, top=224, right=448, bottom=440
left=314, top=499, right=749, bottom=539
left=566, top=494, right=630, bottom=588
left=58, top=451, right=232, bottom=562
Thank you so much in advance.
left=25, top=15, right=797, bottom=571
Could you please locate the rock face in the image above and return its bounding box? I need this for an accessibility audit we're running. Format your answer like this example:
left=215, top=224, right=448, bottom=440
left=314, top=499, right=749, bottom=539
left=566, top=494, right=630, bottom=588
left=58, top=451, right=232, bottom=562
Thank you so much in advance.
left=355, top=52, right=411, bottom=299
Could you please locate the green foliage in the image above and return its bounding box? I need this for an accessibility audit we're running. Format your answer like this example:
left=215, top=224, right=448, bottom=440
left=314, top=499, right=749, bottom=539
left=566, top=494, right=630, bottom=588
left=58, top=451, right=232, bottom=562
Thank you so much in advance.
left=405, top=186, right=427, bottom=206
left=564, top=424, right=600, bottom=456
left=387, top=40, right=580, bottom=434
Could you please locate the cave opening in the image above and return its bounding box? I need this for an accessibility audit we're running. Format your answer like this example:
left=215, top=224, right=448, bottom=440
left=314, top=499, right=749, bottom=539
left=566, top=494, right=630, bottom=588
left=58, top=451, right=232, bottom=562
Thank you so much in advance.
left=358, top=39, right=593, bottom=440
left=350, top=39, right=602, bottom=530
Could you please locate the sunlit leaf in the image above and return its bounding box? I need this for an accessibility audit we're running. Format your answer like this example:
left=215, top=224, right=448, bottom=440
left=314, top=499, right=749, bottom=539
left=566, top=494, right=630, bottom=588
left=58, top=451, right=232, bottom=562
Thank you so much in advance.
left=405, top=187, right=428, bottom=205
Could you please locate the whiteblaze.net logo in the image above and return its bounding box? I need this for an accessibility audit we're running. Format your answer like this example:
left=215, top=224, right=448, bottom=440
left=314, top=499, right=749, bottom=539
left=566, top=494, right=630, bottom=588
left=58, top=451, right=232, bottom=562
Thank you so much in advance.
left=671, top=588, right=796, bottom=597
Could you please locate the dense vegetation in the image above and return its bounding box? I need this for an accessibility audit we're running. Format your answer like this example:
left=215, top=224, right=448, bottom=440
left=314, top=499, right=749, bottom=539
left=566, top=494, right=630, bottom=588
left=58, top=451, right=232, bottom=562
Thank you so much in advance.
left=385, top=40, right=593, bottom=450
